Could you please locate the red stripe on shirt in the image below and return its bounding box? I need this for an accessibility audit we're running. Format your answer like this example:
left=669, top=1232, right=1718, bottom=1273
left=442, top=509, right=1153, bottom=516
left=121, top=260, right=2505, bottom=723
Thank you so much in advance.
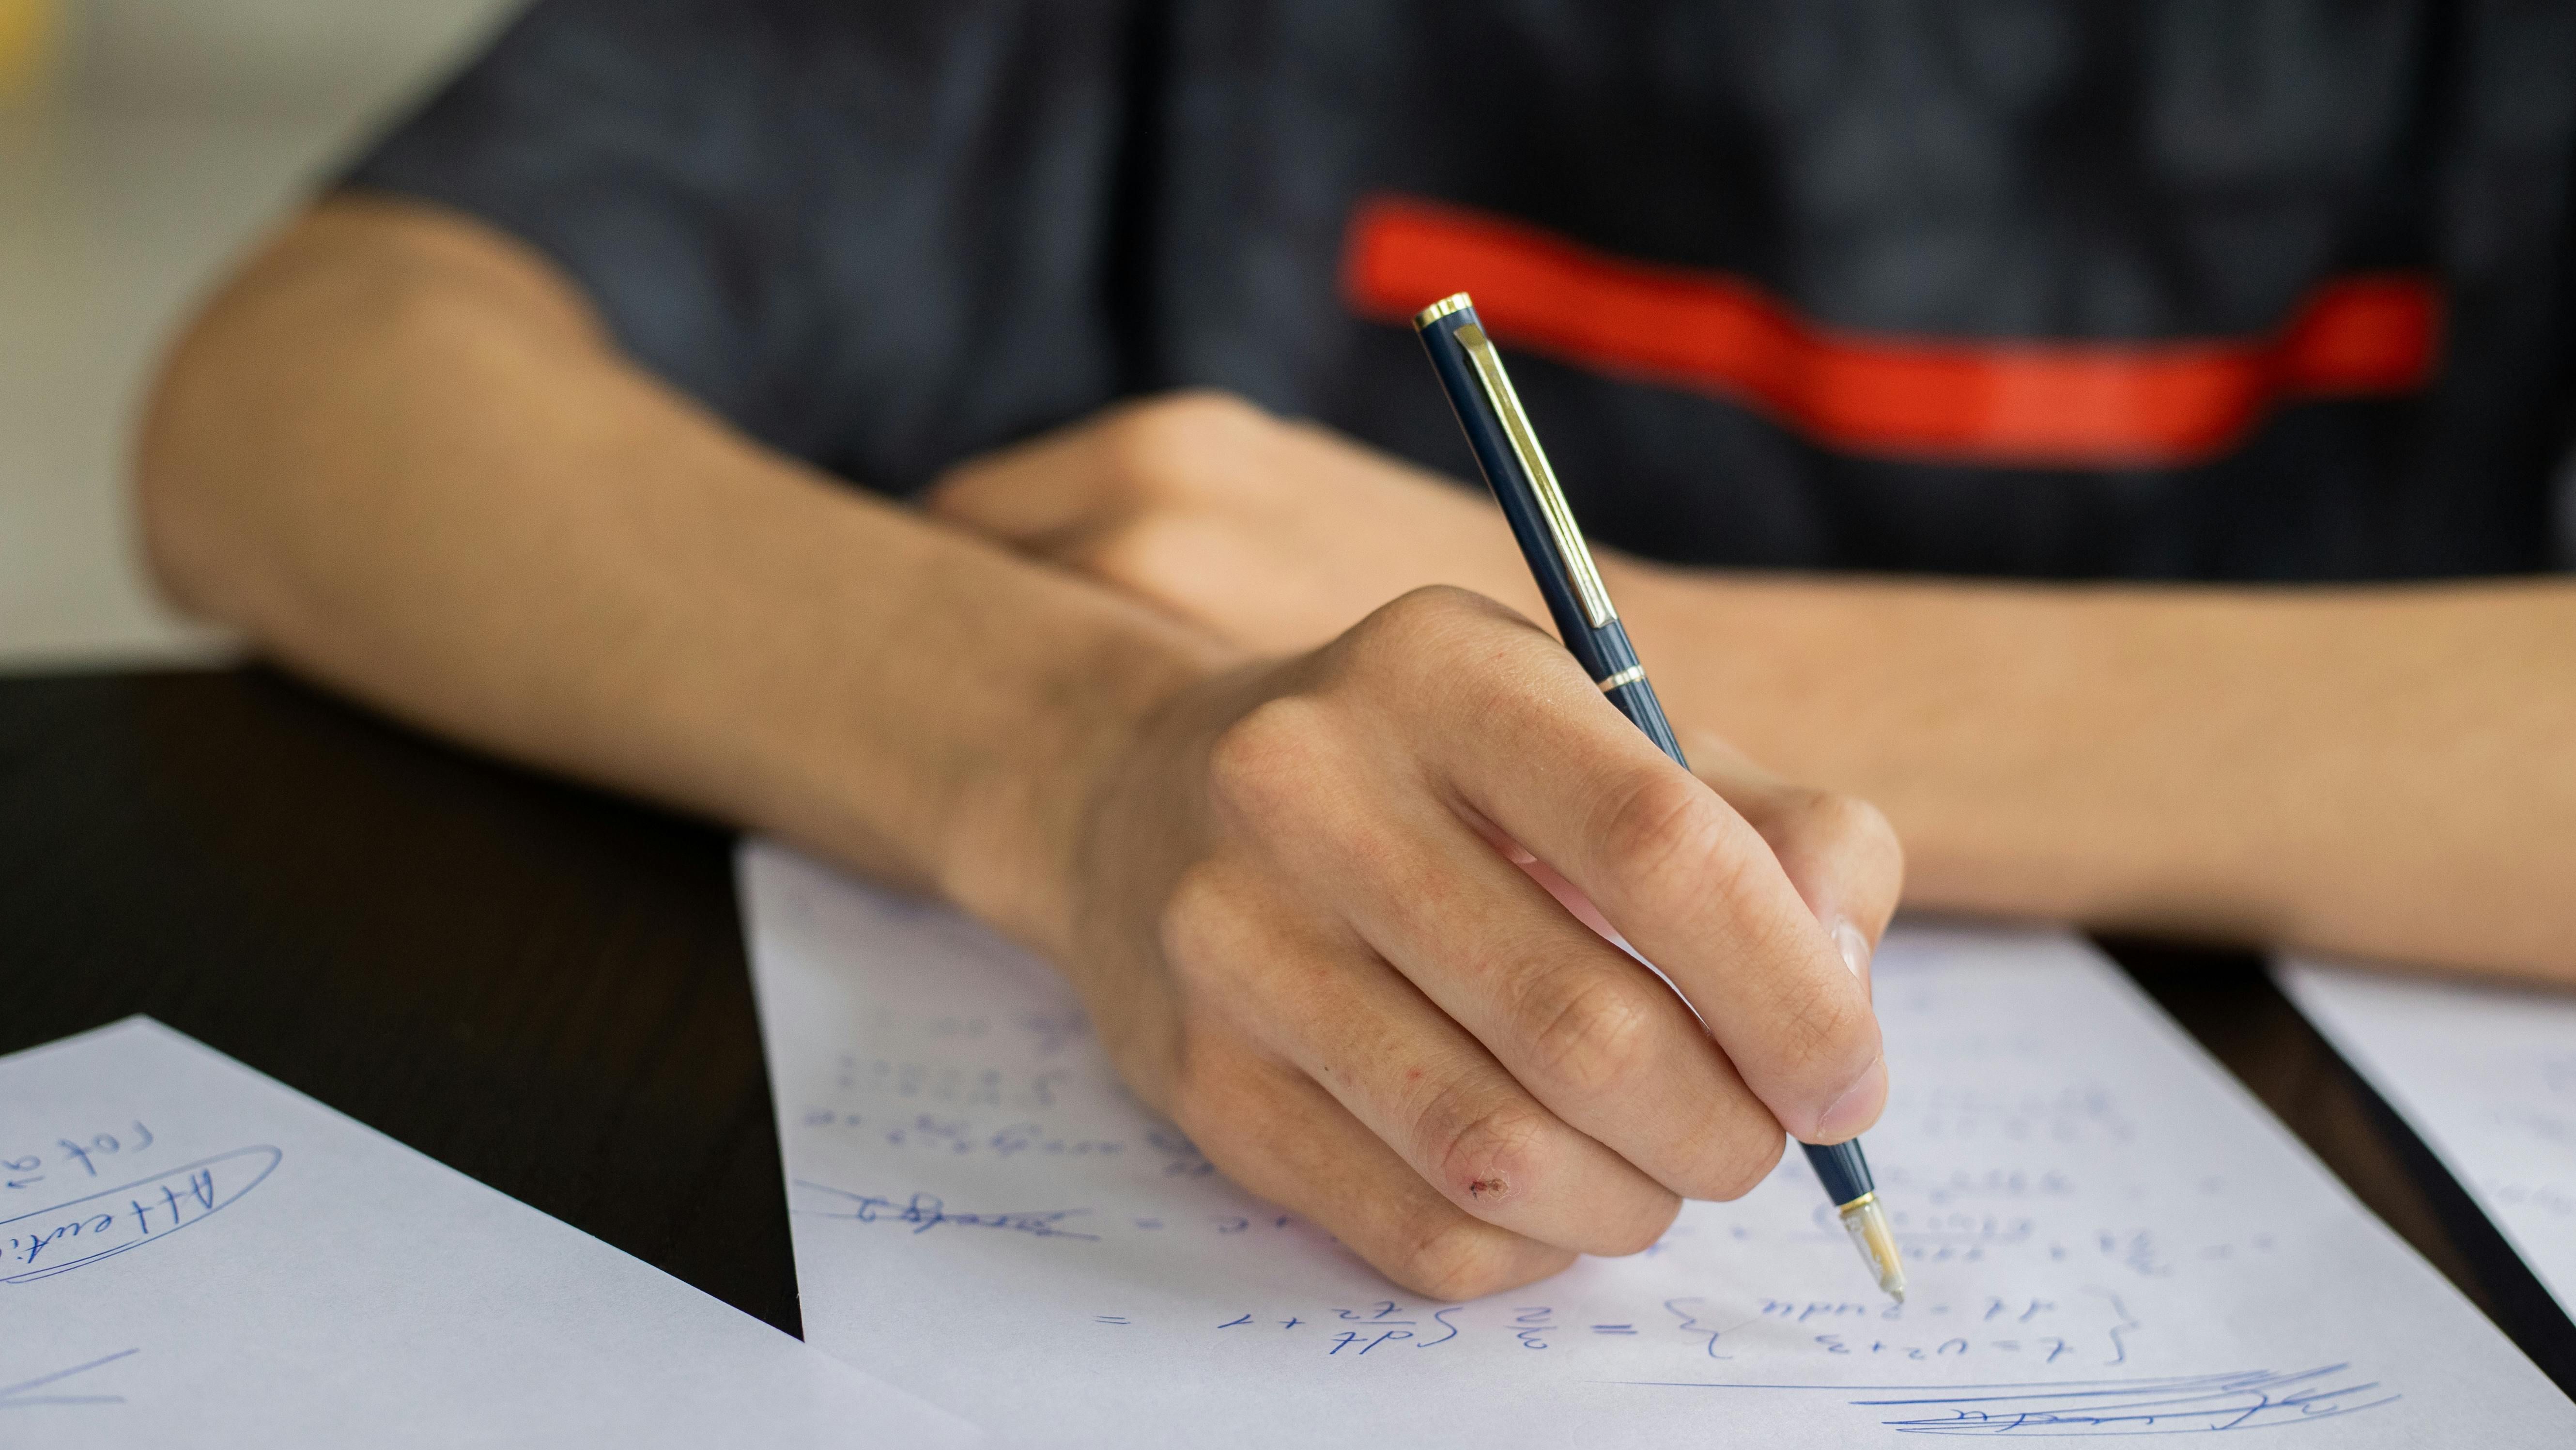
left=1341, top=194, right=2441, bottom=468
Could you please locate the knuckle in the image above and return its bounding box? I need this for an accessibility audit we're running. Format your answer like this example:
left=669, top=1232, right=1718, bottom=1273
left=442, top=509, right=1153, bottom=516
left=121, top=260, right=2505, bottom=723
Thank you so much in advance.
left=1330, top=585, right=1540, bottom=704
left=1204, top=696, right=1339, bottom=823
left=1374, top=581, right=1487, bottom=628
left=1153, top=388, right=1267, bottom=431
left=1522, top=973, right=1659, bottom=1096
left=1596, top=1194, right=1685, bottom=1258
left=1077, top=512, right=1199, bottom=590
left=1802, top=789, right=1903, bottom=870
left=1677, top=1120, right=1788, bottom=1202
left=1103, top=390, right=1265, bottom=494
left=1157, top=863, right=1246, bottom=987
left=1349, top=584, right=1493, bottom=660
left=1594, top=770, right=1737, bottom=899
left=1421, top=1090, right=1551, bottom=1210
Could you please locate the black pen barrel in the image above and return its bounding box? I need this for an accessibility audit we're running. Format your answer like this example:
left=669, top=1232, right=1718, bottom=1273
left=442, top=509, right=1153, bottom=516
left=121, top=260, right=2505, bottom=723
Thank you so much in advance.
left=1416, top=307, right=1599, bottom=653
left=1802, top=1139, right=1876, bottom=1208
left=1416, top=290, right=1906, bottom=1302
left=1419, top=303, right=1691, bottom=770
left=1589, top=622, right=1689, bottom=767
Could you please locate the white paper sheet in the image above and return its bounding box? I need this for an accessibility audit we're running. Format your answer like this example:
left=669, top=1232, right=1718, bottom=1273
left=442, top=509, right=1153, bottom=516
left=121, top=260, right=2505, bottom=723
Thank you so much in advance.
left=1, top=1016, right=979, bottom=1448
left=2277, top=957, right=2576, bottom=1317
left=741, top=842, right=2572, bottom=1446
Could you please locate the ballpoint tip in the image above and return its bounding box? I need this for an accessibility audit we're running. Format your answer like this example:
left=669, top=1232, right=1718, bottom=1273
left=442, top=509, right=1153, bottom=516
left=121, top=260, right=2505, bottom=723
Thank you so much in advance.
left=1839, top=1194, right=1908, bottom=1306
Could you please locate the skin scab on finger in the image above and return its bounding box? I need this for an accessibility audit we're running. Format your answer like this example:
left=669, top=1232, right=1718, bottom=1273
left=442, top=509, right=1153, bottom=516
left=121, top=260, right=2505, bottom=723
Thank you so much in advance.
left=1466, top=1176, right=1508, bottom=1201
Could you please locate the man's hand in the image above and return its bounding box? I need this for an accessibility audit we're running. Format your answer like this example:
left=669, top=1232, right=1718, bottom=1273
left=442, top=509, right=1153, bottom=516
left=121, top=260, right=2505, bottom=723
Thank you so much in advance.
left=929, top=392, right=1544, bottom=655
left=933, top=392, right=1904, bottom=1294
left=1056, top=584, right=1899, bottom=1298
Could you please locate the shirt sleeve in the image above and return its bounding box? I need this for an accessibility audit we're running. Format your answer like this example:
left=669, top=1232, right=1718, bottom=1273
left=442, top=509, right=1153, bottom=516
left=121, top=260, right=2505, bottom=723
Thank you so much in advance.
left=342, top=0, right=1141, bottom=493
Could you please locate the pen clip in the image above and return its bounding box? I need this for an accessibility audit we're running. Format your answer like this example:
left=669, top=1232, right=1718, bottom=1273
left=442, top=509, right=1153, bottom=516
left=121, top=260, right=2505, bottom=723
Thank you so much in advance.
left=1453, top=323, right=1617, bottom=629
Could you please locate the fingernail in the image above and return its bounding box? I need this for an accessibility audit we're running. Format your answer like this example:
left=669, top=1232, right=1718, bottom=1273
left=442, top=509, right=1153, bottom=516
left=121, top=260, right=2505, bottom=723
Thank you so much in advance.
left=1831, top=920, right=1871, bottom=981
left=1813, top=1055, right=1887, bottom=1143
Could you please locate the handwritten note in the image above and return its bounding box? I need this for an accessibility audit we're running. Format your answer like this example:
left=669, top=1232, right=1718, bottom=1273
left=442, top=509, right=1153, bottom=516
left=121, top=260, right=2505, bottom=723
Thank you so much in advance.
left=740, top=841, right=2575, bottom=1445
left=2278, top=958, right=2576, bottom=1318
left=0, top=1017, right=978, bottom=1448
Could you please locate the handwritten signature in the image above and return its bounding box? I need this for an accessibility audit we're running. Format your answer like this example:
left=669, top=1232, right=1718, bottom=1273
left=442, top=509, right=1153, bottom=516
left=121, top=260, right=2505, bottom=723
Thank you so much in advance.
left=792, top=1182, right=1099, bottom=1241
left=1627, top=1366, right=2397, bottom=1435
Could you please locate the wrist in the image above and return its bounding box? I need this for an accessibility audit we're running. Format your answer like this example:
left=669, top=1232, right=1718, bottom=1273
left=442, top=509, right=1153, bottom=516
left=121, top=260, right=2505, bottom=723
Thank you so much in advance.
left=931, top=611, right=1237, bottom=961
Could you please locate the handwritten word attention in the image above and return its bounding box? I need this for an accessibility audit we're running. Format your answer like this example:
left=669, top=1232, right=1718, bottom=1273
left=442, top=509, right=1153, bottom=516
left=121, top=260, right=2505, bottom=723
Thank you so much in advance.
left=1, top=1147, right=280, bottom=1284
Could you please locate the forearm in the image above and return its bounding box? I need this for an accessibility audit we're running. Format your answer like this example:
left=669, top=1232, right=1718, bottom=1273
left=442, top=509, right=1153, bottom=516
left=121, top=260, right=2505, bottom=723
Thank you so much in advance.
left=1617, top=566, right=2576, bottom=981
left=927, top=400, right=2576, bottom=981
left=138, top=198, right=1224, bottom=954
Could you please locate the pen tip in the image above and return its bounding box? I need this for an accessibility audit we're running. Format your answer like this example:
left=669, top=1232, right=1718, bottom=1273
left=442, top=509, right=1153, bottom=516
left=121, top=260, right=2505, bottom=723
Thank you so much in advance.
left=1839, top=1194, right=1908, bottom=1306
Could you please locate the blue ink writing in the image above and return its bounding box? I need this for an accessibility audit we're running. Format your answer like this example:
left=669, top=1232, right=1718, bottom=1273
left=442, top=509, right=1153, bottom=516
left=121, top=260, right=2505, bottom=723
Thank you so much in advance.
left=0, top=1148, right=277, bottom=1283
left=792, top=1182, right=1099, bottom=1241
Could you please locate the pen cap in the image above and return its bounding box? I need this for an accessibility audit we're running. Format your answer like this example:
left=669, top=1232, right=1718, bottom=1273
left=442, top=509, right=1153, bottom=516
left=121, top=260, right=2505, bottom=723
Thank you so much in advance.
left=1413, top=295, right=1609, bottom=658
left=1415, top=294, right=1690, bottom=766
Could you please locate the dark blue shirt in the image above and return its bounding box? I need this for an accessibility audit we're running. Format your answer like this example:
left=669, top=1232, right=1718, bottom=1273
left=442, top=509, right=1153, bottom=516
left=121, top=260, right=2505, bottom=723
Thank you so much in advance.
left=347, top=0, right=2576, bottom=581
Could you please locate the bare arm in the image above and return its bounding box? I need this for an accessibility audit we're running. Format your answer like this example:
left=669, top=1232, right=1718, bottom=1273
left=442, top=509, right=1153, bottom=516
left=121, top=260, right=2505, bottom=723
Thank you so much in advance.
left=1620, top=570, right=2576, bottom=980
left=139, top=198, right=1902, bottom=1296
left=139, top=196, right=1214, bottom=951
left=930, top=401, right=2576, bottom=983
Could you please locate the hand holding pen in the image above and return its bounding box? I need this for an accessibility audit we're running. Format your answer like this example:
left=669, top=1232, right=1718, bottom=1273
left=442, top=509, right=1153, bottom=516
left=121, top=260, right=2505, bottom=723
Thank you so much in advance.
left=1416, top=293, right=1907, bottom=1299
left=933, top=392, right=1899, bottom=1299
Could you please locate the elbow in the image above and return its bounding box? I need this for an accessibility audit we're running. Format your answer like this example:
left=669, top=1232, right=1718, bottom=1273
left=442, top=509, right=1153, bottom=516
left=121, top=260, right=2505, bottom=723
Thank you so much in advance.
left=135, top=288, right=250, bottom=628
left=133, top=195, right=580, bottom=639
left=131, top=209, right=339, bottom=635
left=133, top=194, right=610, bottom=653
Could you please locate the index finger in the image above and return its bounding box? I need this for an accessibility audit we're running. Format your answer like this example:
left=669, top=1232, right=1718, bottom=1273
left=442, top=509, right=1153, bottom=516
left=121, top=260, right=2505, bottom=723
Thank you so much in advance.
left=1394, top=604, right=1886, bottom=1145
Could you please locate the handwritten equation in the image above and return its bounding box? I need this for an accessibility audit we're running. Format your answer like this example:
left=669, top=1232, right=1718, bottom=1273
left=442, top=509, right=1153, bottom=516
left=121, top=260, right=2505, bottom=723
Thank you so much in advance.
left=749, top=845, right=2576, bottom=1445
left=1071, top=1292, right=2148, bottom=1371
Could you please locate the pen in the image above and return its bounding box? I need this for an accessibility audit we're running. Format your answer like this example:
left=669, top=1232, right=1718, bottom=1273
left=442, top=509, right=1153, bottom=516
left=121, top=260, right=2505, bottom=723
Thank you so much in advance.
left=1413, top=292, right=1906, bottom=1304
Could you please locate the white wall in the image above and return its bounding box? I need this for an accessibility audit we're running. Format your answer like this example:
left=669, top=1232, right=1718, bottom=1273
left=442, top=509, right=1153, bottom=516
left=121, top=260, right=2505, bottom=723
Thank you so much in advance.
left=0, top=0, right=520, bottom=670
left=69, top=0, right=517, bottom=118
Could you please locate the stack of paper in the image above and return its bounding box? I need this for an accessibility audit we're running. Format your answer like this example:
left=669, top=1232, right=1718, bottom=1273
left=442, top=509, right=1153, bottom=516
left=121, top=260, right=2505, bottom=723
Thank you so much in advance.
left=741, top=840, right=2575, bottom=1447
left=1, top=1018, right=977, bottom=1448
left=2278, top=958, right=2576, bottom=1319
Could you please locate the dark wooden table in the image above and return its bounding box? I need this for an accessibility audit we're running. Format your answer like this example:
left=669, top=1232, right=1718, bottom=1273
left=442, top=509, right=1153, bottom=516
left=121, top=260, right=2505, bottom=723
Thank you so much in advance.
left=4, top=666, right=2569, bottom=1392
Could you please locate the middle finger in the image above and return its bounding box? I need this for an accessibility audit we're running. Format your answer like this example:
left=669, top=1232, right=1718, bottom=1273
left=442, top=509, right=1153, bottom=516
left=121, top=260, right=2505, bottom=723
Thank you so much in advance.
left=1293, top=794, right=1791, bottom=1203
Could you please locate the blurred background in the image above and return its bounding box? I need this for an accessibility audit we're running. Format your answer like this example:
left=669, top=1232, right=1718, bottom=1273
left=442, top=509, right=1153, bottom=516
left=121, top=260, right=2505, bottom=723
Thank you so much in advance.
left=0, top=0, right=519, bottom=669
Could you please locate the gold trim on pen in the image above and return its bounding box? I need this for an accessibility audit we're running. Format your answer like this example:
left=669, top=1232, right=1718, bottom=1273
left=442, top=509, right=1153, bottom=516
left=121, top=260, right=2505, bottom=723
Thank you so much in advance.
left=1596, top=665, right=1647, bottom=693
left=1450, top=322, right=1618, bottom=629
left=1413, top=292, right=1474, bottom=328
